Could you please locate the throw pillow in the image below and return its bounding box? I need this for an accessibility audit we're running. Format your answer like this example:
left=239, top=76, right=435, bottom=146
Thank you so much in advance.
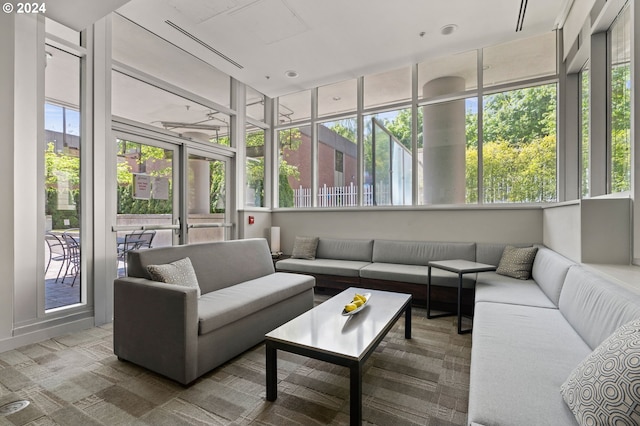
left=496, top=245, right=538, bottom=280
left=291, top=236, right=319, bottom=260
left=560, top=318, right=640, bottom=425
left=147, top=257, right=201, bottom=298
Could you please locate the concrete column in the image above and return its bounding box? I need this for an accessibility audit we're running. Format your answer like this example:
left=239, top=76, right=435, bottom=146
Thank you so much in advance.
left=184, top=132, right=210, bottom=214
left=422, top=76, right=466, bottom=204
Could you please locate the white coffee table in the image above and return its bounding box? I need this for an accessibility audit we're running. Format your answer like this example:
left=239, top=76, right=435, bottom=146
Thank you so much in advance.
left=265, top=287, right=412, bottom=426
left=427, top=259, right=496, bottom=334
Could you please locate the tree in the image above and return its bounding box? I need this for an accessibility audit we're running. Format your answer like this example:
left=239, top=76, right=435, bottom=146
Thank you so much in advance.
left=277, top=128, right=302, bottom=207
left=610, top=64, right=631, bottom=193
left=483, top=85, right=556, bottom=146
left=116, top=140, right=172, bottom=214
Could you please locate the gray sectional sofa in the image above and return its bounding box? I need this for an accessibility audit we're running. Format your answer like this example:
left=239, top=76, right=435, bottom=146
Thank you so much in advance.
left=470, top=259, right=640, bottom=425
left=114, top=238, right=315, bottom=385
left=276, top=238, right=514, bottom=312
left=277, top=237, right=640, bottom=424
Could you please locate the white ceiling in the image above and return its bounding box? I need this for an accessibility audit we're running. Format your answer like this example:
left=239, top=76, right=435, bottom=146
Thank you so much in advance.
left=46, top=0, right=131, bottom=32
left=113, top=0, right=572, bottom=99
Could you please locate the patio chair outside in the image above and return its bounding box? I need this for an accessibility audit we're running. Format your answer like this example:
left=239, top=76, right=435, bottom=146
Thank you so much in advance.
left=117, top=230, right=155, bottom=275
left=61, top=232, right=80, bottom=286
left=130, top=230, right=156, bottom=249
left=45, top=232, right=68, bottom=283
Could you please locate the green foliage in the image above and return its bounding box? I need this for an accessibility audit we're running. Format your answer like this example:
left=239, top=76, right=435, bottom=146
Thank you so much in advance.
left=466, top=136, right=557, bottom=203
left=117, top=185, right=172, bottom=214
left=116, top=140, right=173, bottom=214
left=383, top=109, right=418, bottom=150
left=483, top=85, right=557, bottom=146
left=581, top=69, right=590, bottom=197
left=279, top=168, right=295, bottom=207
left=610, top=64, right=631, bottom=192
left=209, top=160, right=225, bottom=213
left=246, top=132, right=265, bottom=206
left=277, top=128, right=303, bottom=205
left=328, top=120, right=357, bottom=142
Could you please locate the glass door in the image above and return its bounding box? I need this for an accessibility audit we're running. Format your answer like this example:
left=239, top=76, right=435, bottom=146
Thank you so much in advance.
left=186, top=151, right=230, bottom=243
left=114, top=136, right=180, bottom=277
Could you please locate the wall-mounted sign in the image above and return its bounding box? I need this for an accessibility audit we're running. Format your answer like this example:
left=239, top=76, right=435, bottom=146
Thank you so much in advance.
left=153, top=177, right=170, bottom=200
left=133, top=174, right=151, bottom=200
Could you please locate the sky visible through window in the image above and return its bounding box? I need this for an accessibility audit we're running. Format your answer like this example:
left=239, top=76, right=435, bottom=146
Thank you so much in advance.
left=45, top=103, right=80, bottom=136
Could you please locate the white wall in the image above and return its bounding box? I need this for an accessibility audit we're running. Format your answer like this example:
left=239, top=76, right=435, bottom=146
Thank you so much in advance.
left=543, top=202, right=581, bottom=261
left=0, top=15, right=95, bottom=353
left=581, top=197, right=632, bottom=263
left=238, top=210, right=273, bottom=240
left=272, top=207, right=543, bottom=253
left=543, top=197, right=632, bottom=264
left=0, top=13, right=16, bottom=342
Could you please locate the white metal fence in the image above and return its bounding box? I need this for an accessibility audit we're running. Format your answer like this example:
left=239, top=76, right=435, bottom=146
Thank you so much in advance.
left=293, top=183, right=390, bottom=207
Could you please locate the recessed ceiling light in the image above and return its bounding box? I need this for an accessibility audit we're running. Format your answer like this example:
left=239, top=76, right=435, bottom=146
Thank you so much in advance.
left=440, top=24, right=457, bottom=36
left=285, top=70, right=299, bottom=78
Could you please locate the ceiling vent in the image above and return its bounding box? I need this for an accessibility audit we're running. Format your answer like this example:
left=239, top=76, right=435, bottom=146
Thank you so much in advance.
left=165, top=20, right=244, bottom=69
left=516, top=0, right=528, bottom=32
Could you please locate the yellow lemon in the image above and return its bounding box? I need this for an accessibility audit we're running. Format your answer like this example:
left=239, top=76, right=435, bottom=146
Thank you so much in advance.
left=354, top=294, right=367, bottom=303
left=344, top=303, right=358, bottom=312
left=353, top=299, right=364, bottom=307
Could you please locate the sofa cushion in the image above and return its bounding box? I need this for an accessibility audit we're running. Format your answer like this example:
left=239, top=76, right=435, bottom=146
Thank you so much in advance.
left=147, top=257, right=201, bottom=298
left=371, top=240, right=475, bottom=266
left=197, top=272, right=315, bottom=335
left=560, top=318, right=640, bottom=426
left=531, top=246, right=575, bottom=306
left=275, top=258, right=369, bottom=277
left=359, top=263, right=475, bottom=288
left=291, top=236, right=319, bottom=260
left=496, top=245, right=538, bottom=280
left=559, top=266, right=640, bottom=350
left=475, top=272, right=556, bottom=308
left=316, top=238, right=374, bottom=262
left=127, top=238, right=275, bottom=294
left=468, top=301, right=592, bottom=426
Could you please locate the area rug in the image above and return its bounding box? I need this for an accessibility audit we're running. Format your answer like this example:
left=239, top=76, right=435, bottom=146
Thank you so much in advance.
left=0, top=303, right=470, bottom=425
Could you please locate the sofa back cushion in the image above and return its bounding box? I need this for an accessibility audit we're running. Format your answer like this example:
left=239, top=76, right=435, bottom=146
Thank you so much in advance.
left=475, top=242, right=536, bottom=266
left=372, top=240, right=475, bottom=266
left=559, top=266, right=640, bottom=350
left=530, top=246, right=575, bottom=306
left=316, top=238, right=374, bottom=262
left=127, top=238, right=275, bottom=294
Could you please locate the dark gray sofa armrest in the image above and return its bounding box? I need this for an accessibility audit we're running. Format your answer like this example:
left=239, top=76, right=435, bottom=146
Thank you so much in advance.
left=114, top=277, right=199, bottom=385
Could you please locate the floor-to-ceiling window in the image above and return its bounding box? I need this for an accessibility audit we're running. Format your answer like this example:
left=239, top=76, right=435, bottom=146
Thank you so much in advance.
left=609, top=4, right=631, bottom=194
left=275, top=32, right=558, bottom=208
left=318, top=117, right=358, bottom=207
left=481, top=84, right=557, bottom=203
left=278, top=126, right=311, bottom=207
left=111, top=12, right=239, bottom=263
left=581, top=64, right=590, bottom=198
left=364, top=110, right=412, bottom=206
left=43, top=22, right=84, bottom=310
left=246, top=127, right=266, bottom=207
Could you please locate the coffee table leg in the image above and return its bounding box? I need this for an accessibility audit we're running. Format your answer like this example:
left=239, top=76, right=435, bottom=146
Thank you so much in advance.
left=350, top=362, right=362, bottom=426
left=266, top=341, right=277, bottom=401
left=405, top=303, right=412, bottom=339
left=426, top=266, right=432, bottom=318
